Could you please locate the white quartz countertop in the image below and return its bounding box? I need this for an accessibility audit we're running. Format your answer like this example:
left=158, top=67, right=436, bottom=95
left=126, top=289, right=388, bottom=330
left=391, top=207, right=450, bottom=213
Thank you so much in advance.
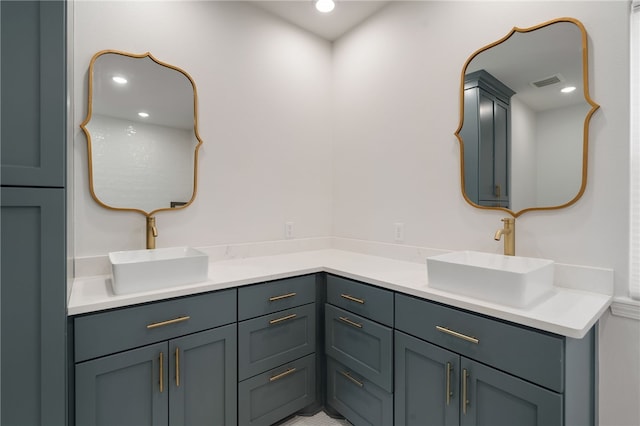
left=68, top=249, right=612, bottom=338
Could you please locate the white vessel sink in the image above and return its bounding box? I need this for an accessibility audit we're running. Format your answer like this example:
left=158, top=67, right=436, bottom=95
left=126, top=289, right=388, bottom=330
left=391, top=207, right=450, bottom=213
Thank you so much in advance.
left=109, top=247, right=209, bottom=295
left=427, top=251, right=554, bottom=308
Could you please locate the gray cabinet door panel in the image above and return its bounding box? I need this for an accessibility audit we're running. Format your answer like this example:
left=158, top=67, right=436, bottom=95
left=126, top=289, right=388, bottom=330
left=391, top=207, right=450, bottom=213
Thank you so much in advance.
left=75, top=342, right=169, bottom=426
left=238, top=354, right=316, bottom=426
left=169, top=324, right=237, bottom=426
left=1, top=188, right=66, bottom=426
left=1, top=0, right=65, bottom=187
left=395, top=293, right=564, bottom=392
left=239, top=303, right=316, bottom=380
left=238, top=275, right=316, bottom=321
left=460, top=358, right=562, bottom=426
left=394, top=331, right=459, bottom=426
left=326, top=357, right=393, bottom=426
left=325, top=304, right=393, bottom=392
left=326, top=275, right=394, bottom=326
left=75, top=288, right=236, bottom=362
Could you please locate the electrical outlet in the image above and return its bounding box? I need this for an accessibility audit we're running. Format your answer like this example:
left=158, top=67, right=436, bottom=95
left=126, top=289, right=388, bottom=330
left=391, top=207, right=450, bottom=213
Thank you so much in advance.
left=285, top=222, right=294, bottom=239
left=394, top=222, right=404, bottom=242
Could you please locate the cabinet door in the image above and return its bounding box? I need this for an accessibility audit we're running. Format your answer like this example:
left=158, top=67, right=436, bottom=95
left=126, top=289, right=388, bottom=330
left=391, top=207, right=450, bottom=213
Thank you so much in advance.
left=1, top=0, right=65, bottom=187
left=76, top=342, right=169, bottom=426
left=169, top=324, right=237, bottom=426
left=1, top=188, right=66, bottom=426
left=394, top=331, right=459, bottom=426
left=460, top=358, right=562, bottom=426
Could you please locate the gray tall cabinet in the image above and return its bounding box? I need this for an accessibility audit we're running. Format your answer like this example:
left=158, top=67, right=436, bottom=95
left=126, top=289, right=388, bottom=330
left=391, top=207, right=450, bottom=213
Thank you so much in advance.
left=1, top=1, right=67, bottom=425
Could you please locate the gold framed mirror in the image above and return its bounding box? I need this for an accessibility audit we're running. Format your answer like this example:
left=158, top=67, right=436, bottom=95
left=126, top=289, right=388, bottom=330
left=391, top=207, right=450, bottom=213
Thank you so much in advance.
left=81, top=50, right=202, bottom=218
left=454, top=17, right=599, bottom=218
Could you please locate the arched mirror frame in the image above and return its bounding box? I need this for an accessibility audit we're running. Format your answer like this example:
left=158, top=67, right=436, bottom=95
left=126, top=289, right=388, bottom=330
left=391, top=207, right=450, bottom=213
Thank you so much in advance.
left=80, top=49, right=203, bottom=219
left=454, top=17, right=600, bottom=218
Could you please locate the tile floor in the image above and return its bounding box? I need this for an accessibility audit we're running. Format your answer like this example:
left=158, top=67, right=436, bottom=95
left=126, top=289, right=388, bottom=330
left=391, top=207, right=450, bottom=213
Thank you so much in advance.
left=278, top=410, right=351, bottom=426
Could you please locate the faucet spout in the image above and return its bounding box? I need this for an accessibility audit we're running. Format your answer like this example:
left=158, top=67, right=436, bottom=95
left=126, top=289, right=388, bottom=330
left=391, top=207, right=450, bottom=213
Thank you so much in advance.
left=495, top=217, right=515, bottom=256
left=147, top=216, right=158, bottom=249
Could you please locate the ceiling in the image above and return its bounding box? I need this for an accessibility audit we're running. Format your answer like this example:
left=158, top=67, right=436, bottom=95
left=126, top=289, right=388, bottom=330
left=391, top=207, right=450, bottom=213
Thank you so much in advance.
left=248, top=1, right=391, bottom=41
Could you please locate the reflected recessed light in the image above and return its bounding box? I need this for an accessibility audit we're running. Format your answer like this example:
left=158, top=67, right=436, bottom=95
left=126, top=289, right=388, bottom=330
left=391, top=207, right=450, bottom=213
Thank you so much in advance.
left=112, top=76, right=128, bottom=84
left=561, top=86, right=576, bottom=93
left=315, top=0, right=335, bottom=13
left=138, top=112, right=149, bottom=118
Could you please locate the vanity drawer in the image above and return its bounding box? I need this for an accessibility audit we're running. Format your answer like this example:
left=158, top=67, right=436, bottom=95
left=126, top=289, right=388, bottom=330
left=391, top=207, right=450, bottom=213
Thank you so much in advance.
left=238, top=354, right=316, bottom=426
left=326, top=275, right=394, bottom=326
left=395, top=293, right=564, bottom=392
left=326, top=356, right=393, bottom=426
left=238, top=274, right=316, bottom=321
left=74, top=289, right=236, bottom=362
left=238, top=303, right=316, bottom=380
left=325, top=304, right=393, bottom=392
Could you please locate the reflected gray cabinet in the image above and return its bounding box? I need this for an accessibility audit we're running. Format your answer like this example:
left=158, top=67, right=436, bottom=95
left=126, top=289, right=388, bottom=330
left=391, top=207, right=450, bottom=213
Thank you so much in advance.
left=1, top=1, right=67, bottom=425
left=76, top=324, right=237, bottom=426
left=461, top=70, right=514, bottom=208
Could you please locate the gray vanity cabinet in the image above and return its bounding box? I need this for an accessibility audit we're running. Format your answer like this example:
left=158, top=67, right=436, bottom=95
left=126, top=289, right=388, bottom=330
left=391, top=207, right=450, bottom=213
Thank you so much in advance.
left=324, top=275, right=394, bottom=426
left=461, top=70, right=514, bottom=208
left=73, top=289, right=237, bottom=426
left=237, top=276, right=318, bottom=426
left=395, top=293, right=595, bottom=426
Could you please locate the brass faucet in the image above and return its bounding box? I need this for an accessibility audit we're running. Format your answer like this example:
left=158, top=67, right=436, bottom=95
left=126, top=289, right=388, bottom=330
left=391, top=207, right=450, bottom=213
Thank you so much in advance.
left=146, top=216, right=158, bottom=249
left=494, top=217, right=515, bottom=256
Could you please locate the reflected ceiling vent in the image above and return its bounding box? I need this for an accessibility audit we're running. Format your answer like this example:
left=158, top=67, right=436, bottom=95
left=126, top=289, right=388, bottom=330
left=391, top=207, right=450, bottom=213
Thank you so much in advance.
left=530, top=73, right=565, bottom=88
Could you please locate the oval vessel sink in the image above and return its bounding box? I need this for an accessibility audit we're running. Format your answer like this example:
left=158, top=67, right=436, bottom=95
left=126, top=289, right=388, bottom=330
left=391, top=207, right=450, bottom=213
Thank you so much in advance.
left=109, top=247, right=209, bottom=295
left=427, top=251, right=554, bottom=308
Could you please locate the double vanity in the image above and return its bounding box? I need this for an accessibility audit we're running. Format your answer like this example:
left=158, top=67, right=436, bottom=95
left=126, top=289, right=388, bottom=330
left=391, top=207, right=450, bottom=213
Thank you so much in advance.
left=68, top=248, right=611, bottom=426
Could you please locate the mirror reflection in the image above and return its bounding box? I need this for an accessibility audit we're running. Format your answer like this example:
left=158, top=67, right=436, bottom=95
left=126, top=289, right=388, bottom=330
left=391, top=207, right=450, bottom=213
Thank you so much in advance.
left=81, top=50, right=201, bottom=216
left=456, top=18, right=599, bottom=217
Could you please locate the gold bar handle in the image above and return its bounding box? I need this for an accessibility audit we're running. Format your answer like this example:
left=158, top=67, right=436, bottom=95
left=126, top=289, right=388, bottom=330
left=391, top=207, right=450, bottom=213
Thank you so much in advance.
left=340, top=370, right=364, bottom=387
left=446, top=362, right=453, bottom=405
left=269, top=292, right=297, bottom=302
left=462, top=368, right=469, bottom=415
left=340, top=293, right=365, bottom=304
left=175, top=347, right=180, bottom=387
left=339, top=316, right=362, bottom=329
left=436, top=326, right=479, bottom=344
left=269, top=368, right=296, bottom=382
left=269, top=313, right=297, bottom=325
left=147, top=316, right=191, bottom=329
left=159, top=352, right=164, bottom=393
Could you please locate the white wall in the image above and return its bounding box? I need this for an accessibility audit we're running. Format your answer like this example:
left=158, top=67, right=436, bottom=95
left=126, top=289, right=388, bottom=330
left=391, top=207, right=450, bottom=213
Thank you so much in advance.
left=74, top=1, right=333, bottom=255
left=510, top=96, right=537, bottom=212
left=73, top=1, right=639, bottom=425
left=332, top=2, right=637, bottom=425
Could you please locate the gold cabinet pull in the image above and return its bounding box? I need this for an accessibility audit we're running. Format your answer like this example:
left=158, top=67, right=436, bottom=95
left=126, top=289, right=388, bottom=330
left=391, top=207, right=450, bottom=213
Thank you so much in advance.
left=446, top=362, right=453, bottom=405
left=340, top=370, right=364, bottom=387
left=340, top=293, right=365, bottom=304
left=159, top=352, right=164, bottom=393
left=339, top=316, right=362, bottom=329
left=175, top=347, right=180, bottom=387
left=436, top=326, right=479, bottom=344
left=269, top=313, right=297, bottom=325
left=147, top=316, right=191, bottom=329
left=462, top=368, right=469, bottom=415
left=269, top=367, right=296, bottom=382
left=269, top=292, right=297, bottom=302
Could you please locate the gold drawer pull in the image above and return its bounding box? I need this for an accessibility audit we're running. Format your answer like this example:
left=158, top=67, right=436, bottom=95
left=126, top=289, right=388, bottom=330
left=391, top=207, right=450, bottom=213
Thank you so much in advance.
left=340, top=370, right=364, bottom=387
left=175, top=347, right=180, bottom=387
left=159, top=352, right=164, bottom=393
left=339, top=316, right=362, bottom=329
left=269, top=313, right=297, bottom=325
left=147, top=316, right=191, bottom=329
left=269, top=292, right=297, bottom=302
left=436, top=326, right=479, bottom=344
left=269, top=367, right=296, bottom=382
left=341, top=293, right=365, bottom=304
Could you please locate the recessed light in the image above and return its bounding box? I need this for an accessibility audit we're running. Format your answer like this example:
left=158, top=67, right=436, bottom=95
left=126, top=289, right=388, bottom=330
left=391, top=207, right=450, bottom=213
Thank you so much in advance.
left=315, top=0, right=335, bottom=13
left=138, top=112, right=149, bottom=118
left=561, top=86, right=576, bottom=93
left=112, top=76, right=128, bottom=84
